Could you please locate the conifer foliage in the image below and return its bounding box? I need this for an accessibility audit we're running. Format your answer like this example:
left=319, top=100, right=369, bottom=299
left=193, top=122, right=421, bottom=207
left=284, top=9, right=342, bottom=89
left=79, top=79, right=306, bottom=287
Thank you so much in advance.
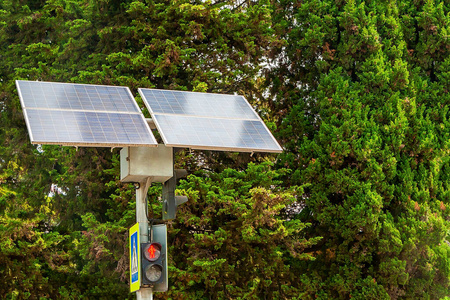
left=0, top=0, right=449, bottom=299
left=272, top=0, right=450, bottom=298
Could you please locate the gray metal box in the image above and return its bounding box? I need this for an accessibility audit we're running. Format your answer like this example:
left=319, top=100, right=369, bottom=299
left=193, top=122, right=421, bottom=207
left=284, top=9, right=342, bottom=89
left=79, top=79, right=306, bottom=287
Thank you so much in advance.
left=120, top=145, right=173, bottom=183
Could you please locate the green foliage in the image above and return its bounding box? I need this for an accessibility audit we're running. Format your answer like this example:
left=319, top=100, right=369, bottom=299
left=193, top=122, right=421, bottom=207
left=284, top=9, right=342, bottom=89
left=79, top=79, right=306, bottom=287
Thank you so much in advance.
left=272, top=0, right=450, bottom=298
left=0, top=0, right=298, bottom=299
left=1, top=0, right=450, bottom=299
left=167, top=162, right=319, bottom=299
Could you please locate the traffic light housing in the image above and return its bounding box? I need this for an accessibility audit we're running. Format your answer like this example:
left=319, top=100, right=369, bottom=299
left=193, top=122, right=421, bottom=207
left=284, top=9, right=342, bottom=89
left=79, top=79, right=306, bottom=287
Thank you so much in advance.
left=162, top=169, right=188, bottom=220
left=141, top=243, right=164, bottom=284
left=140, top=224, right=168, bottom=292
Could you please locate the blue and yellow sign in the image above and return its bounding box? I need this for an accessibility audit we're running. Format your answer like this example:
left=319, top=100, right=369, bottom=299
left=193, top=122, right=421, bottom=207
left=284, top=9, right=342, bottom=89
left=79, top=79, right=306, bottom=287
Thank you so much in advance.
left=129, top=223, right=140, bottom=292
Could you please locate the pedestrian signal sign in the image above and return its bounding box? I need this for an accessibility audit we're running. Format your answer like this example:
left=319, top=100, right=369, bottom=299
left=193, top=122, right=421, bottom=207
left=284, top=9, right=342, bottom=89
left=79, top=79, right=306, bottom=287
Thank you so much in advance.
left=129, top=223, right=140, bottom=292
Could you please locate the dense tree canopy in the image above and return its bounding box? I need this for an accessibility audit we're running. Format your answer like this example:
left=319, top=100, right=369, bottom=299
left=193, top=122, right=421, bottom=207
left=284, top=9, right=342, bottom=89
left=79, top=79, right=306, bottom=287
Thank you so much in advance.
left=0, top=0, right=449, bottom=299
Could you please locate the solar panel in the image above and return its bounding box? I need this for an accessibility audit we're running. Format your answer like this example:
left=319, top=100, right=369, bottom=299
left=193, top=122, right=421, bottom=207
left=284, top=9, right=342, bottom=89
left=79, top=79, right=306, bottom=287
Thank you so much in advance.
left=139, top=88, right=282, bottom=153
left=25, top=110, right=153, bottom=146
left=141, top=89, right=258, bottom=119
left=16, top=80, right=157, bottom=147
left=18, top=80, right=140, bottom=112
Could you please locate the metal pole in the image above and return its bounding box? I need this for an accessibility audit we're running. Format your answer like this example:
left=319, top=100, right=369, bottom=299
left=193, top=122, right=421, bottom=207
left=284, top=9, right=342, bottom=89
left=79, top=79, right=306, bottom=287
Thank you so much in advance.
left=136, top=177, right=153, bottom=300
left=138, top=289, right=153, bottom=300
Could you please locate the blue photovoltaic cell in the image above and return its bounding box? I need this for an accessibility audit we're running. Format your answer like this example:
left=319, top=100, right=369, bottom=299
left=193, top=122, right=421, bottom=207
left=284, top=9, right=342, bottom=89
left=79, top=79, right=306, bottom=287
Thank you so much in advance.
left=152, top=114, right=281, bottom=152
left=139, top=89, right=258, bottom=120
left=25, top=109, right=154, bottom=146
left=17, top=80, right=140, bottom=113
left=139, top=88, right=282, bottom=153
left=16, top=80, right=157, bottom=147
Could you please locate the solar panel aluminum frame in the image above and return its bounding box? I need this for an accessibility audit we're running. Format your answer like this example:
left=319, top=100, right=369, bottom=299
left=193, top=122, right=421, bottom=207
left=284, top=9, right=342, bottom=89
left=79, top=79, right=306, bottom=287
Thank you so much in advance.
left=138, top=88, right=282, bottom=153
left=16, top=80, right=158, bottom=148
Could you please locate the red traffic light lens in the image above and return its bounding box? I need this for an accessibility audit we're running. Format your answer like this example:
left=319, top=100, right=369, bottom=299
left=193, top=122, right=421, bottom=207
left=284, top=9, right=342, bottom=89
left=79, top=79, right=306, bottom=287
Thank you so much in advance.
left=144, top=243, right=161, bottom=261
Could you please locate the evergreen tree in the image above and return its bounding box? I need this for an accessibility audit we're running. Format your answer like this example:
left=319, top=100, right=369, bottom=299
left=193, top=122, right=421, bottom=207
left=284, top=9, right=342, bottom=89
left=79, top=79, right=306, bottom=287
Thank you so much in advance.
left=0, top=0, right=317, bottom=299
left=1, top=0, right=450, bottom=299
left=272, top=0, right=450, bottom=298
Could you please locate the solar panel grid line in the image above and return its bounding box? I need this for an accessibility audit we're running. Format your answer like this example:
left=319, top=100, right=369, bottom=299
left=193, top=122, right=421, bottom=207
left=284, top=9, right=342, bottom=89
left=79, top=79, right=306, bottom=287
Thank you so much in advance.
left=138, top=111, right=261, bottom=121
left=109, top=113, right=121, bottom=143
left=59, top=109, right=71, bottom=142
left=120, top=114, right=141, bottom=143
left=19, top=106, right=144, bottom=115
left=251, top=118, right=282, bottom=151
left=89, top=114, right=101, bottom=142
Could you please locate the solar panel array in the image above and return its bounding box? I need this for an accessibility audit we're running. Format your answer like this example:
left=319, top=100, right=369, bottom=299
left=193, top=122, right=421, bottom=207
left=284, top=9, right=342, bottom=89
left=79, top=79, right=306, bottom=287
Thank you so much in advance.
left=16, top=80, right=282, bottom=153
left=16, top=80, right=157, bottom=147
left=139, top=88, right=282, bottom=153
